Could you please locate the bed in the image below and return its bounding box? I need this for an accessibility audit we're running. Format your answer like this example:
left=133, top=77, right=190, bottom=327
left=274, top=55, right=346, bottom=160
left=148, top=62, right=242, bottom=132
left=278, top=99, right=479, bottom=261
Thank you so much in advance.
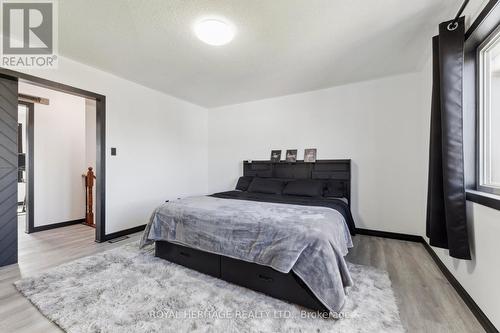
left=141, top=159, right=355, bottom=313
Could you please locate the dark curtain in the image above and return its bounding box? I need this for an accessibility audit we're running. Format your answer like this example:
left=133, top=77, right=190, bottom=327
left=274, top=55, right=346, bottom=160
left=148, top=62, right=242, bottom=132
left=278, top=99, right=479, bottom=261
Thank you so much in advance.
left=426, top=17, right=471, bottom=260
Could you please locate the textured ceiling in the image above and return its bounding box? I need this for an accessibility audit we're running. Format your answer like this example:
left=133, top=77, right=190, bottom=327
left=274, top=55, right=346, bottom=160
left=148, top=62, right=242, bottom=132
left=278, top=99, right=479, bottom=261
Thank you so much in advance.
left=59, top=0, right=473, bottom=107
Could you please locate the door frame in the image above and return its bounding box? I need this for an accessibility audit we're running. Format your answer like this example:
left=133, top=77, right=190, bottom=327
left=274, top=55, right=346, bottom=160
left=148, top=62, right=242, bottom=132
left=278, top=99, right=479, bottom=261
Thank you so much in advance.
left=1, top=68, right=107, bottom=243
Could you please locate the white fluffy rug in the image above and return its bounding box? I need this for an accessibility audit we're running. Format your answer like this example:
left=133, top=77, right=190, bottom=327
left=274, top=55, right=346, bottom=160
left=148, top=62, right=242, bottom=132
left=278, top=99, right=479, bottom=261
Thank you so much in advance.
left=15, top=243, right=404, bottom=333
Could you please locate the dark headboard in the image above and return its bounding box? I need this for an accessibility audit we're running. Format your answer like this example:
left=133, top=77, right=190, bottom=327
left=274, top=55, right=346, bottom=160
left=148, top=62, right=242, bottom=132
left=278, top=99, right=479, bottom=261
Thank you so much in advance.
left=243, top=159, right=351, bottom=205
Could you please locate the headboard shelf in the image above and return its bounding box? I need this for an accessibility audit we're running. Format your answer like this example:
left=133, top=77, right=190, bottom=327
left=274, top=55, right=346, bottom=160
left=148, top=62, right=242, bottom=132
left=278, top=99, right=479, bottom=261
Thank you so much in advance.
left=244, top=159, right=351, bottom=164
left=243, top=159, right=351, bottom=205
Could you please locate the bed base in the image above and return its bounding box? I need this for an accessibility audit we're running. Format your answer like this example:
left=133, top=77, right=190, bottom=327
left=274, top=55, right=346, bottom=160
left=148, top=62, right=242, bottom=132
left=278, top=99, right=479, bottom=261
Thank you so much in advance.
left=155, top=241, right=327, bottom=312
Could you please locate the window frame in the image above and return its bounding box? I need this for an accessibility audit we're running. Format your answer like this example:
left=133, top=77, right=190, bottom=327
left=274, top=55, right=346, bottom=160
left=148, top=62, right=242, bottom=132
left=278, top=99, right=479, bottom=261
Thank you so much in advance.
left=477, top=25, right=500, bottom=195
left=463, top=0, right=500, bottom=210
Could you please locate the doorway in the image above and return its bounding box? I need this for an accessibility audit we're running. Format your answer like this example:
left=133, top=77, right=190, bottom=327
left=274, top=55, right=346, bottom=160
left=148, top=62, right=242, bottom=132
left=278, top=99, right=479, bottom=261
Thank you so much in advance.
left=18, top=84, right=99, bottom=234
left=0, top=68, right=107, bottom=269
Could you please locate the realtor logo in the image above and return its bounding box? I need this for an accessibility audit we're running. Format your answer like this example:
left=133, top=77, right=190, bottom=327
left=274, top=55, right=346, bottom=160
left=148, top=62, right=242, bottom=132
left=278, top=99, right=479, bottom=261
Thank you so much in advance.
left=1, top=0, right=58, bottom=68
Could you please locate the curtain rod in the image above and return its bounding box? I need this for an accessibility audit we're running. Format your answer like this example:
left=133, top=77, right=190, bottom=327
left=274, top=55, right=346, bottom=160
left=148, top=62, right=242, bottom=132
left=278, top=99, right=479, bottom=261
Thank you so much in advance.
left=449, top=0, right=470, bottom=30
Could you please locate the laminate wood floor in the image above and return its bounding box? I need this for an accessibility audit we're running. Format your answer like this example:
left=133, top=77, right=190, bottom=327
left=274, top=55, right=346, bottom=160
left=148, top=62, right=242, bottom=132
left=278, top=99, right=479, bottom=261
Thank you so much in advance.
left=0, top=218, right=484, bottom=333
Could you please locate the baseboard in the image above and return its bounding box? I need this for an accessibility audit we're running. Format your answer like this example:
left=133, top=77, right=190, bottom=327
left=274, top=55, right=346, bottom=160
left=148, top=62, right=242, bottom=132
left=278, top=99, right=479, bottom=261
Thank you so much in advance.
left=103, top=224, right=146, bottom=242
left=30, top=218, right=85, bottom=233
left=355, top=228, right=422, bottom=243
left=421, top=241, right=499, bottom=333
left=358, top=227, right=498, bottom=333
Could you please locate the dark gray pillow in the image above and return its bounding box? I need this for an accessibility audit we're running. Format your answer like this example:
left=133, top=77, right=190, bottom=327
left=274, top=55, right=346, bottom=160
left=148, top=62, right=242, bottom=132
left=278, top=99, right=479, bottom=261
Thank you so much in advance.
left=324, top=180, right=347, bottom=197
left=247, top=178, right=285, bottom=194
left=235, top=176, right=253, bottom=191
left=282, top=179, right=324, bottom=197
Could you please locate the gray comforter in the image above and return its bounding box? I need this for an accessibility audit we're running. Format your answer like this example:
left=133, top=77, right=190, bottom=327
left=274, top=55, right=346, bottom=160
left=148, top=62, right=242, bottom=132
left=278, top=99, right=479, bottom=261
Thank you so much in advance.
left=140, top=196, right=354, bottom=312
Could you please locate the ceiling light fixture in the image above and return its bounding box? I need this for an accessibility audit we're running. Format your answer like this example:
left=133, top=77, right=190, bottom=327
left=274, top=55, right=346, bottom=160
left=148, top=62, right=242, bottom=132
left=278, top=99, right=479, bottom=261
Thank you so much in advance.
left=194, top=18, right=235, bottom=46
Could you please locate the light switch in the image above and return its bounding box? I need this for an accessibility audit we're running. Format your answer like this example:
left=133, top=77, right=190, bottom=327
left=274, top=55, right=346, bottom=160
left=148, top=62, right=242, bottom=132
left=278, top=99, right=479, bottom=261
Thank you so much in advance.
left=111, top=147, right=117, bottom=156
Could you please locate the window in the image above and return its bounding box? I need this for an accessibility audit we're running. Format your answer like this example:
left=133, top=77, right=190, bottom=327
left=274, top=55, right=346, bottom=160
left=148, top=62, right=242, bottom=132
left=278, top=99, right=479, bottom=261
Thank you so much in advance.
left=478, top=28, right=500, bottom=195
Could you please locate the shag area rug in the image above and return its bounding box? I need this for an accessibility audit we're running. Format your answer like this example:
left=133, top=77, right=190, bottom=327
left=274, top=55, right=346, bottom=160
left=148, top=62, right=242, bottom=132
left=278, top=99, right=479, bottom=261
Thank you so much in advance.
left=15, top=243, right=404, bottom=333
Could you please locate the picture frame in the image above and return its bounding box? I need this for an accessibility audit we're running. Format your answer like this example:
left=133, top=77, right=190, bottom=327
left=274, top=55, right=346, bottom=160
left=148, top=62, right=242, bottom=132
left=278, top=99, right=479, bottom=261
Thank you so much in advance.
left=270, top=150, right=281, bottom=162
left=285, top=149, right=297, bottom=163
left=304, top=148, right=317, bottom=163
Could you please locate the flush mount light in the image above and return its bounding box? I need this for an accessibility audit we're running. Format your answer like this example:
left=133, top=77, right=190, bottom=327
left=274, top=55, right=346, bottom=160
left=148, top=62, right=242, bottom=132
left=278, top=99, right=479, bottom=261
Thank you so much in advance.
left=194, top=19, right=235, bottom=46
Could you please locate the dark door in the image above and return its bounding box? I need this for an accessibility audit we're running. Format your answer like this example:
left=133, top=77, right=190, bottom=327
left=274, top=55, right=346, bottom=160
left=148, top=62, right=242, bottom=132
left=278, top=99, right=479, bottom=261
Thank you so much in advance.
left=0, top=75, right=19, bottom=267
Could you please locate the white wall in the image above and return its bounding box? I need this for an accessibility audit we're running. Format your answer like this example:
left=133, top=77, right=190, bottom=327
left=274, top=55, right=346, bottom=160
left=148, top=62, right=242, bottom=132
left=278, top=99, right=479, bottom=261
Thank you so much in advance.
left=85, top=98, right=97, bottom=220
left=19, top=56, right=208, bottom=233
left=208, top=72, right=428, bottom=235
left=19, top=82, right=87, bottom=227
left=85, top=99, right=96, bottom=171
left=433, top=203, right=500, bottom=329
